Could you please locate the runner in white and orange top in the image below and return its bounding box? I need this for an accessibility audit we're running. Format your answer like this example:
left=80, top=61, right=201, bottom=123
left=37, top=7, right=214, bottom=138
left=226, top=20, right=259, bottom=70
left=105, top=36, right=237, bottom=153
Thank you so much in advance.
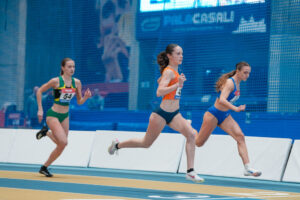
left=108, top=44, right=204, bottom=183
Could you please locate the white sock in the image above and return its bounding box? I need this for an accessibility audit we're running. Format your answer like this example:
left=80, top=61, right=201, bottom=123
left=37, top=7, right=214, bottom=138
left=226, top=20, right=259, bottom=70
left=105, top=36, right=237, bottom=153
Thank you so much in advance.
left=244, top=163, right=250, bottom=170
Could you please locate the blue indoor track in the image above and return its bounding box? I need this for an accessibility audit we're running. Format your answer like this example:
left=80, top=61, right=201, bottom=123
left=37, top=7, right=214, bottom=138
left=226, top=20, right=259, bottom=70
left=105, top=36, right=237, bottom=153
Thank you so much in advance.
left=0, top=163, right=300, bottom=200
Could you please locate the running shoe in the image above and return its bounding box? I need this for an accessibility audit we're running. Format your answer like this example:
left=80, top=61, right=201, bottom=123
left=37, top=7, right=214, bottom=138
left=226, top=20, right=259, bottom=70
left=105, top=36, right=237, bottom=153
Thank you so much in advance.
left=39, top=166, right=53, bottom=177
left=186, top=171, right=205, bottom=183
left=108, top=139, right=119, bottom=155
left=36, top=126, right=48, bottom=140
left=244, top=167, right=262, bottom=177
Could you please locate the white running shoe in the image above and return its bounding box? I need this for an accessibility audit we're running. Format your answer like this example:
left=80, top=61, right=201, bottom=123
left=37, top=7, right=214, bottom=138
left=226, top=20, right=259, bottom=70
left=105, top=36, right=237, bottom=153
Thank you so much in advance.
left=186, top=171, right=205, bottom=183
left=108, top=139, right=119, bottom=155
left=244, top=167, right=262, bottom=177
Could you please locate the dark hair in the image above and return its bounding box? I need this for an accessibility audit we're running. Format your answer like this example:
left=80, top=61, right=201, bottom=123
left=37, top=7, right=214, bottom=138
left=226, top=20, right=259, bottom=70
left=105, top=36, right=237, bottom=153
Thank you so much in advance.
left=157, top=44, right=179, bottom=74
left=215, top=61, right=250, bottom=92
left=60, top=58, right=73, bottom=75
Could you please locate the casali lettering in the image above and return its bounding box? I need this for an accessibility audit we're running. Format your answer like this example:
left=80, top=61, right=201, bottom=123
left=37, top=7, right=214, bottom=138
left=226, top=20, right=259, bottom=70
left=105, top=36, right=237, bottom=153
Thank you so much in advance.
left=163, top=11, right=234, bottom=26
left=193, top=11, right=235, bottom=24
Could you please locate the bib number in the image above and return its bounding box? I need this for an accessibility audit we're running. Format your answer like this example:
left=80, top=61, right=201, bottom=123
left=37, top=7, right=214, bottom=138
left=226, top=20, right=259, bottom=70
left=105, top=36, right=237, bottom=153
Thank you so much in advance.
left=59, top=88, right=76, bottom=103
left=175, top=87, right=182, bottom=99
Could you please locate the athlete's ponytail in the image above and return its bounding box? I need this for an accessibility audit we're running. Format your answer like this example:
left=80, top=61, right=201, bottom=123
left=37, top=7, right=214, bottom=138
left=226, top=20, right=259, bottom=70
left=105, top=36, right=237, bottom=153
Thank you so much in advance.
left=157, top=51, right=168, bottom=74
left=157, top=44, right=179, bottom=74
left=60, top=57, right=73, bottom=75
left=215, top=61, right=250, bottom=92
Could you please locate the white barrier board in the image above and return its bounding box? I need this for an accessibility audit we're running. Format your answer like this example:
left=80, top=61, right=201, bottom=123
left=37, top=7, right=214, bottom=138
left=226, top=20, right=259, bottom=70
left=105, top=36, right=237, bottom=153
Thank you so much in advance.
left=89, top=131, right=185, bottom=173
left=7, top=129, right=95, bottom=167
left=0, top=129, right=16, bottom=162
left=52, top=131, right=95, bottom=167
left=283, top=140, right=300, bottom=183
left=7, top=129, right=54, bottom=165
left=179, top=134, right=292, bottom=181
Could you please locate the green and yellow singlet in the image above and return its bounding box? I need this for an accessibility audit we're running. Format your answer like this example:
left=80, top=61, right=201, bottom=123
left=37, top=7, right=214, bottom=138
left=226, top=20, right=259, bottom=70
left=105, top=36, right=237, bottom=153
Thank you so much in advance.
left=53, top=76, right=77, bottom=106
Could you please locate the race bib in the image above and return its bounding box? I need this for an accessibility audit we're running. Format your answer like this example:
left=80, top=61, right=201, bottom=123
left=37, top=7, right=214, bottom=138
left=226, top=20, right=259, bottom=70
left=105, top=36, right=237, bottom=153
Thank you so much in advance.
left=175, top=87, right=182, bottom=99
left=59, top=88, right=76, bottom=103
left=230, top=91, right=240, bottom=104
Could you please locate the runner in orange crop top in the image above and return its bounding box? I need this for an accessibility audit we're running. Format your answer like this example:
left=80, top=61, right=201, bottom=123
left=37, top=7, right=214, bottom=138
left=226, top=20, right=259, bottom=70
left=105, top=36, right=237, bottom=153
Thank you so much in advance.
left=162, top=67, right=180, bottom=100
left=108, top=44, right=204, bottom=183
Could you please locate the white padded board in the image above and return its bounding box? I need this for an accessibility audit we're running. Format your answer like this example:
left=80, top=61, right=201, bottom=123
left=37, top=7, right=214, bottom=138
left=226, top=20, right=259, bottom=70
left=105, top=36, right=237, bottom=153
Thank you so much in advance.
left=0, top=128, right=16, bottom=162
left=7, top=129, right=95, bottom=167
left=89, top=130, right=185, bottom=173
left=283, top=140, right=300, bottom=183
left=179, top=134, right=292, bottom=181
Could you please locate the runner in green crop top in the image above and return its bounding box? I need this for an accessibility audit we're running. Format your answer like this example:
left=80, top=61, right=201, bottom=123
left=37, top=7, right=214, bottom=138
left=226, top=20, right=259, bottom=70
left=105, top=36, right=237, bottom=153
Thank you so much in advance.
left=35, top=58, right=92, bottom=177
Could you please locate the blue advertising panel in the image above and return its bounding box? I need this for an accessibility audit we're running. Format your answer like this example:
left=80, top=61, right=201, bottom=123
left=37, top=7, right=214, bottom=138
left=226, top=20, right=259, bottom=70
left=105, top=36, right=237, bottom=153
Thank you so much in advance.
left=136, top=1, right=269, bottom=38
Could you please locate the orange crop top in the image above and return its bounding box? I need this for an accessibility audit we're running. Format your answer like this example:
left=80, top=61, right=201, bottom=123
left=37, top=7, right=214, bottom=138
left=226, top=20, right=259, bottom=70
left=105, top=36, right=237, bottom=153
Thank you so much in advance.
left=162, top=67, right=181, bottom=100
